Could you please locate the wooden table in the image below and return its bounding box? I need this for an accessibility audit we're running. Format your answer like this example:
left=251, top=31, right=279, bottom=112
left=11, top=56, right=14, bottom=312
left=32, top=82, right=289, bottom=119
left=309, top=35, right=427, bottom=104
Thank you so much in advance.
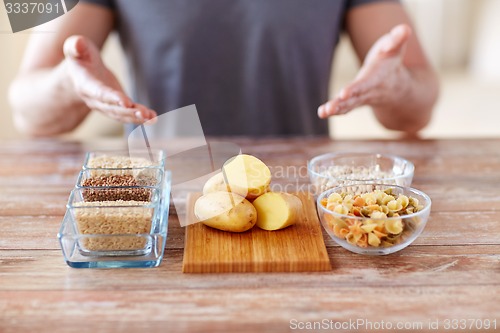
left=0, top=137, right=499, bottom=333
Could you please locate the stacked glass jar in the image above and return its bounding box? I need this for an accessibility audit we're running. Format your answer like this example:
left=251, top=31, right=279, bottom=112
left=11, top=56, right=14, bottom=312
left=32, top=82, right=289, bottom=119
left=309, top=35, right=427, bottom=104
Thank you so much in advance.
left=58, top=150, right=171, bottom=268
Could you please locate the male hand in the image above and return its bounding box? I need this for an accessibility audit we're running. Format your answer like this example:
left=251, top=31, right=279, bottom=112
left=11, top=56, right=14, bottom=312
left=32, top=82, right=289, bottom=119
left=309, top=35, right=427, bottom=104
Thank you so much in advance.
left=318, top=24, right=412, bottom=118
left=64, top=35, right=156, bottom=123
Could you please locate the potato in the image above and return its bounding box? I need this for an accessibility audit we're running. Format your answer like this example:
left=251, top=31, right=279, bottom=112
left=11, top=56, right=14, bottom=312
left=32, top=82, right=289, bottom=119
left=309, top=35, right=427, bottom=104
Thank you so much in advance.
left=221, top=154, right=271, bottom=200
left=202, top=171, right=270, bottom=199
left=202, top=172, right=226, bottom=195
left=194, top=191, right=257, bottom=232
left=252, top=192, right=303, bottom=231
left=202, top=172, right=245, bottom=197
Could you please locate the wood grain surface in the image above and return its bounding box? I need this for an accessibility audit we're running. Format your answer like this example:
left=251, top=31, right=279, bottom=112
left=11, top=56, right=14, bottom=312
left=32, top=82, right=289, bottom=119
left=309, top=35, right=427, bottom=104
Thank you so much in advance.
left=0, top=137, right=499, bottom=333
left=183, top=192, right=331, bottom=273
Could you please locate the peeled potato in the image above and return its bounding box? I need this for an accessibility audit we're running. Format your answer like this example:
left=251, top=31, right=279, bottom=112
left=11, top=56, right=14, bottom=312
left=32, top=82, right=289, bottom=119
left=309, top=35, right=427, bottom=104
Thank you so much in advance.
left=252, top=192, right=303, bottom=231
left=222, top=154, right=271, bottom=200
left=194, top=191, right=257, bottom=232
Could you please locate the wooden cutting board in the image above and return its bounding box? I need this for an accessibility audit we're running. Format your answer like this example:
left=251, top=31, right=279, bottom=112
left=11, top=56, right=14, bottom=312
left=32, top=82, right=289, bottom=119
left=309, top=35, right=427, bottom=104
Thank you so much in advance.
left=182, top=192, right=331, bottom=273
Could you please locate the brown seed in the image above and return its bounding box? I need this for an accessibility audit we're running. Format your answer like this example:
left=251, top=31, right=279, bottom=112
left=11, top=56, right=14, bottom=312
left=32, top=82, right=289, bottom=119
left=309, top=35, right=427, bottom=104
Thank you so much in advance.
left=81, top=175, right=156, bottom=202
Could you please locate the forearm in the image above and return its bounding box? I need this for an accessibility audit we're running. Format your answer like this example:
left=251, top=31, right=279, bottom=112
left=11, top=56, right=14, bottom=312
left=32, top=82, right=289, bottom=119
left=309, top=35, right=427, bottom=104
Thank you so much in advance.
left=9, top=61, right=90, bottom=137
left=372, top=66, right=439, bottom=133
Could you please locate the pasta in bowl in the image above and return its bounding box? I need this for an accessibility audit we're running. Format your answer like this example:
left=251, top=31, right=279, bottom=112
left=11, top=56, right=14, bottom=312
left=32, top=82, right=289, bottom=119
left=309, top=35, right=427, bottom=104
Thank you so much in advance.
left=317, top=184, right=431, bottom=255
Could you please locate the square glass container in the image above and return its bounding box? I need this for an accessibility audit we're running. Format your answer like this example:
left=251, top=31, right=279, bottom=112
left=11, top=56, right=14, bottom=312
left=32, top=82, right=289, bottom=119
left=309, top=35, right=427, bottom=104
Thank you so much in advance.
left=83, top=149, right=165, bottom=170
left=75, top=167, right=163, bottom=202
left=58, top=171, right=171, bottom=268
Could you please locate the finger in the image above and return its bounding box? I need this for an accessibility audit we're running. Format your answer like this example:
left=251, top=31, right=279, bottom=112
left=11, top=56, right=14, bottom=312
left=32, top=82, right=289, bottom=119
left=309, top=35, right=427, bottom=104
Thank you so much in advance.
left=342, top=75, right=376, bottom=100
left=140, top=108, right=158, bottom=125
left=100, top=101, right=157, bottom=124
left=86, top=100, right=147, bottom=124
left=381, top=24, right=412, bottom=55
left=144, top=115, right=158, bottom=125
left=318, top=80, right=376, bottom=118
left=78, top=79, right=132, bottom=108
left=318, top=95, right=362, bottom=118
left=317, top=100, right=331, bottom=119
left=63, top=35, right=89, bottom=61
left=318, top=98, right=346, bottom=118
left=318, top=97, right=346, bottom=118
left=132, top=103, right=157, bottom=121
left=318, top=88, right=352, bottom=116
left=336, top=82, right=367, bottom=101
left=98, top=86, right=134, bottom=108
left=334, top=95, right=369, bottom=115
left=82, top=81, right=156, bottom=119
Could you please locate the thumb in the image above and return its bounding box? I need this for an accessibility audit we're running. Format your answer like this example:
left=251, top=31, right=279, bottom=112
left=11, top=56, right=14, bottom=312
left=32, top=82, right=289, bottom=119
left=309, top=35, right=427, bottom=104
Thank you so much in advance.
left=63, top=35, right=95, bottom=62
left=357, top=24, right=411, bottom=79
left=380, top=24, right=412, bottom=56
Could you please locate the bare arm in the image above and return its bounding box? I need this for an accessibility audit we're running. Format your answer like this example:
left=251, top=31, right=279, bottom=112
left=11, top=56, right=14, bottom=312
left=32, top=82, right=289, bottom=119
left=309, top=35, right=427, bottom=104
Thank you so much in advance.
left=8, top=3, right=155, bottom=137
left=318, top=2, right=439, bottom=133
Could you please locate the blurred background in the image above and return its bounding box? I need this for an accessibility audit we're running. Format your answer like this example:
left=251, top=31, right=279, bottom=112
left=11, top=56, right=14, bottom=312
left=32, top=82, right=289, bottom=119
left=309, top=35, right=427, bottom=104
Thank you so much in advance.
left=0, top=0, right=499, bottom=140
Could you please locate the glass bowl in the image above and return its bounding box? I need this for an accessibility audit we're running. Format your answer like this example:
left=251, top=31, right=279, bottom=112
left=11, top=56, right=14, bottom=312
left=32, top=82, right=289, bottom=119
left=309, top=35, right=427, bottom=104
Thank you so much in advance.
left=308, top=153, right=414, bottom=195
left=316, top=184, right=431, bottom=255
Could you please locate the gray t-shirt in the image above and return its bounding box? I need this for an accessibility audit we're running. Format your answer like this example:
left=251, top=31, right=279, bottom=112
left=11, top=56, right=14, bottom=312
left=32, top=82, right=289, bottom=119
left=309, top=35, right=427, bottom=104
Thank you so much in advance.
left=83, top=0, right=393, bottom=136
